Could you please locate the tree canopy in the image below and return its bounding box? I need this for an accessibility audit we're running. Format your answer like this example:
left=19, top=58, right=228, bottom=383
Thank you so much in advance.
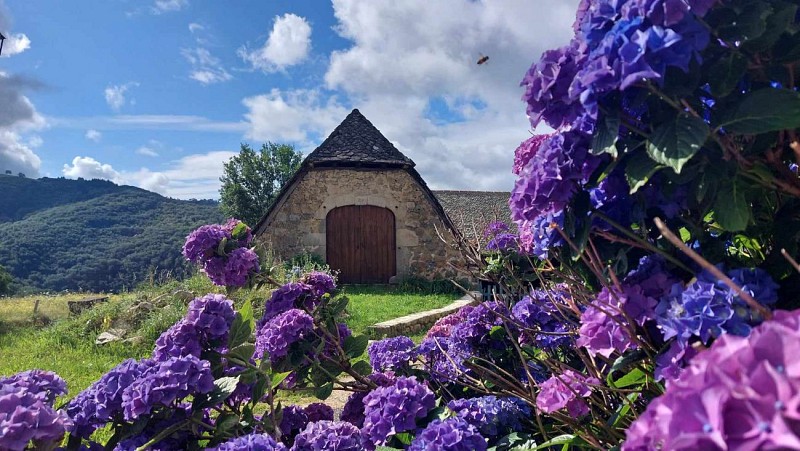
left=219, top=142, right=303, bottom=226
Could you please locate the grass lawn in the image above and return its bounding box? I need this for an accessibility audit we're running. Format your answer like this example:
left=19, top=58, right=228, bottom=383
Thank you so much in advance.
left=341, top=284, right=461, bottom=335
left=0, top=283, right=462, bottom=396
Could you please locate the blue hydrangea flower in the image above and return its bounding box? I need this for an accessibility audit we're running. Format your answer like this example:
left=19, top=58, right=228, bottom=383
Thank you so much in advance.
left=447, top=396, right=531, bottom=439
left=512, top=289, right=573, bottom=349
left=211, top=433, right=286, bottom=451
left=368, top=336, right=416, bottom=372
left=291, top=421, right=363, bottom=451
left=408, top=418, right=487, bottom=451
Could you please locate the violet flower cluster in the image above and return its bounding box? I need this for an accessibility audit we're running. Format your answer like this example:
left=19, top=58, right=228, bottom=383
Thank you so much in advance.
left=261, top=282, right=317, bottom=325
left=512, top=289, right=573, bottom=349
left=408, top=418, right=487, bottom=451
left=536, top=369, right=600, bottom=418
left=182, top=219, right=259, bottom=287
left=301, top=271, right=337, bottom=297
left=361, top=376, right=436, bottom=449
left=447, top=395, right=531, bottom=439
left=624, top=308, right=800, bottom=450
left=279, top=405, right=309, bottom=446
left=368, top=336, right=416, bottom=372
left=0, top=371, right=71, bottom=451
left=341, top=372, right=397, bottom=428
left=483, top=221, right=518, bottom=252
left=303, top=402, right=334, bottom=423
left=255, top=308, right=315, bottom=363
left=211, top=433, right=286, bottom=451
left=291, top=421, right=364, bottom=451
left=153, top=293, right=235, bottom=361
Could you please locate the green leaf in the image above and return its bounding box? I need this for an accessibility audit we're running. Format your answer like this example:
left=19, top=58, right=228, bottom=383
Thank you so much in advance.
left=624, top=152, right=662, bottom=193
left=489, top=325, right=506, bottom=340
left=393, top=432, right=414, bottom=445
left=646, top=114, right=709, bottom=174
left=610, top=349, right=647, bottom=374
left=610, top=368, right=647, bottom=388
left=271, top=371, right=292, bottom=389
left=707, top=52, right=747, bottom=97
left=352, top=360, right=373, bottom=376
left=196, top=376, right=240, bottom=408
left=529, top=434, right=575, bottom=450
left=214, top=412, right=240, bottom=434
left=228, top=300, right=254, bottom=349
left=343, top=334, right=369, bottom=358
left=592, top=113, right=620, bottom=157
left=742, top=1, right=796, bottom=52
left=231, top=222, right=249, bottom=239
left=714, top=179, right=751, bottom=232
left=720, top=88, right=800, bottom=134
left=314, top=382, right=334, bottom=400
left=227, top=343, right=255, bottom=364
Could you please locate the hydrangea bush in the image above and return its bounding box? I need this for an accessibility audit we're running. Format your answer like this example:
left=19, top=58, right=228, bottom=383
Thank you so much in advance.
left=6, top=0, right=800, bottom=449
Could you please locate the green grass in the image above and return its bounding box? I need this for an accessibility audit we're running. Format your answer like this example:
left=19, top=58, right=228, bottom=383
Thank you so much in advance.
left=341, top=284, right=461, bottom=335
left=0, top=281, right=462, bottom=397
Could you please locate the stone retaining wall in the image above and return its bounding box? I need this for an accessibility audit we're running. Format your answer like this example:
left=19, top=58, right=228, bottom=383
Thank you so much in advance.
left=368, top=292, right=481, bottom=338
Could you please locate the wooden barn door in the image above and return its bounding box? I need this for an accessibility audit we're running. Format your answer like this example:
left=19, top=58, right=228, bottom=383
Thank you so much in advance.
left=326, top=205, right=396, bottom=284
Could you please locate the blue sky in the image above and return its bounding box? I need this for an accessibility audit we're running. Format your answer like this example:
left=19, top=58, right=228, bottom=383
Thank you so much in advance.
left=0, top=0, right=577, bottom=199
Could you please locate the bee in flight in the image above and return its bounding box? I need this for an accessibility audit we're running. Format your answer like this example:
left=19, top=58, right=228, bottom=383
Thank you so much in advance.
left=476, top=53, right=489, bottom=65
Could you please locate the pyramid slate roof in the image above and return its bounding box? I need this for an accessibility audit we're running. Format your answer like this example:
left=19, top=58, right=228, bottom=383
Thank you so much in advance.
left=304, top=109, right=415, bottom=168
left=433, top=190, right=514, bottom=242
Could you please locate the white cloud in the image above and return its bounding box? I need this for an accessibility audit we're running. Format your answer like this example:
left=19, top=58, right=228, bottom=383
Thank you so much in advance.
left=242, top=89, right=348, bottom=143
left=238, top=13, right=312, bottom=72
left=85, top=129, right=101, bottom=142
left=104, top=82, right=138, bottom=111
left=0, top=32, right=30, bottom=57
left=181, top=47, right=231, bottom=85
left=151, top=0, right=187, bottom=15
left=62, top=156, right=123, bottom=182
left=136, top=146, right=159, bottom=157
left=0, top=73, right=45, bottom=177
left=188, top=22, right=203, bottom=33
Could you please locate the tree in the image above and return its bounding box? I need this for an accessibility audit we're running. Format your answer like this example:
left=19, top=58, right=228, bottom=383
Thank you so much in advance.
left=0, top=264, right=12, bottom=295
left=219, top=142, right=302, bottom=226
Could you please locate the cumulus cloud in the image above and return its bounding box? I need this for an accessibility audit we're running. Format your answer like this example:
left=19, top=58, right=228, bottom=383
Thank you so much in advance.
left=104, top=82, right=138, bottom=111
left=238, top=13, right=312, bottom=72
left=182, top=47, right=231, bottom=84
left=242, top=88, right=348, bottom=143
left=0, top=73, right=45, bottom=177
left=62, top=156, right=123, bottom=182
left=136, top=146, right=159, bottom=157
left=0, top=32, right=30, bottom=57
left=151, top=0, right=187, bottom=15
left=85, top=129, right=101, bottom=142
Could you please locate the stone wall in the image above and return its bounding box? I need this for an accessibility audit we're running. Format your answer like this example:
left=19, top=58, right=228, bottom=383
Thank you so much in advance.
left=257, top=167, right=464, bottom=280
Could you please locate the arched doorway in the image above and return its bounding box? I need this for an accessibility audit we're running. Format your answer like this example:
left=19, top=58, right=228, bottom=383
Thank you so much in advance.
left=326, top=205, right=396, bottom=284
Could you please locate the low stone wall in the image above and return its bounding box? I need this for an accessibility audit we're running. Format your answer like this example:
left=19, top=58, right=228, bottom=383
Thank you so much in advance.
left=368, top=292, right=481, bottom=338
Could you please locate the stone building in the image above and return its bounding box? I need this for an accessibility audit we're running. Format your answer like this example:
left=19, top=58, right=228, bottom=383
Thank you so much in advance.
left=254, top=109, right=509, bottom=284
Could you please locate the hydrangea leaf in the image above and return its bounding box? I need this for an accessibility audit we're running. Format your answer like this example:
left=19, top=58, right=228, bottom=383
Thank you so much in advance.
left=741, top=1, right=797, bottom=52
left=707, top=52, right=747, bottom=98
left=343, top=335, right=369, bottom=359
left=608, top=368, right=646, bottom=389
left=195, top=376, right=240, bottom=408
left=624, top=152, right=662, bottom=194
left=227, top=343, right=255, bottom=365
left=713, top=179, right=751, bottom=232
left=313, top=381, right=333, bottom=400
left=352, top=360, right=372, bottom=376
left=228, top=300, right=254, bottom=350
left=646, top=114, right=709, bottom=174
left=591, top=113, right=620, bottom=157
left=719, top=88, right=800, bottom=134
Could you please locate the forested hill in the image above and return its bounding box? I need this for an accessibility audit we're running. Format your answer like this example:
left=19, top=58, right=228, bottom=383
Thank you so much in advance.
left=0, top=175, right=223, bottom=292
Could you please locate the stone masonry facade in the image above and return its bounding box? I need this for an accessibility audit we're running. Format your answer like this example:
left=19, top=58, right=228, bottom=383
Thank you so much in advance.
left=257, top=167, right=464, bottom=280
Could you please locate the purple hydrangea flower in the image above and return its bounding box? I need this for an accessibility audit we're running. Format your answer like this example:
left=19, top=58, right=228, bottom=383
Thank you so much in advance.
left=518, top=210, right=565, bottom=259
left=260, top=283, right=317, bottom=326
left=622, top=0, right=716, bottom=27
left=447, top=396, right=531, bottom=439
left=362, top=376, right=436, bottom=449
left=577, top=284, right=657, bottom=358
left=624, top=309, right=800, bottom=450
left=340, top=372, right=397, bottom=428
left=513, top=135, right=552, bottom=176
left=222, top=247, right=260, bottom=287
left=153, top=294, right=235, bottom=361
left=292, top=421, right=363, bottom=451
left=211, top=433, right=286, bottom=451
left=254, top=309, right=315, bottom=363
left=66, top=359, right=156, bottom=438
left=590, top=172, right=632, bottom=230
left=121, top=355, right=214, bottom=420
left=483, top=220, right=510, bottom=237
left=113, top=410, right=193, bottom=451
left=301, top=271, right=337, bottom=297
left=279, top=405, right=309, bottom=445
left=536, top=369, right=599, bottom=418
left=182, top=224, right=228, bottom=263
left=425, top=305, right=475, bottom=339
left=451, top=301, right=514, bottom=347
left=654, top=340, right=698, bottom=382
left=512, top=289, right=573, bottom=349
left=486, top=233, right=518, bottom=252
left=368, top=336, right=416, bottom=372
left=303, top=403, right=334, bottom=423
left=416, top=336, right=473, bottom=383
left=222, top=218, right=253, bottom=247
left=0, top=384, right=71, bottom=451
left=408, top=418, right=487, bottom=451
left=0, top=370, right=67, bottom=404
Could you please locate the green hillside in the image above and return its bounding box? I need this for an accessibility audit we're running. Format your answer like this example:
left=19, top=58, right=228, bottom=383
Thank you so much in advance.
left=0, top=175, right=223, bottom=292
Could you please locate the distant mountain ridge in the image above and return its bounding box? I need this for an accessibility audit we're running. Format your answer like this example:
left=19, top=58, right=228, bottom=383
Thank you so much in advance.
left=0, top=175, right=223, bottom=292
